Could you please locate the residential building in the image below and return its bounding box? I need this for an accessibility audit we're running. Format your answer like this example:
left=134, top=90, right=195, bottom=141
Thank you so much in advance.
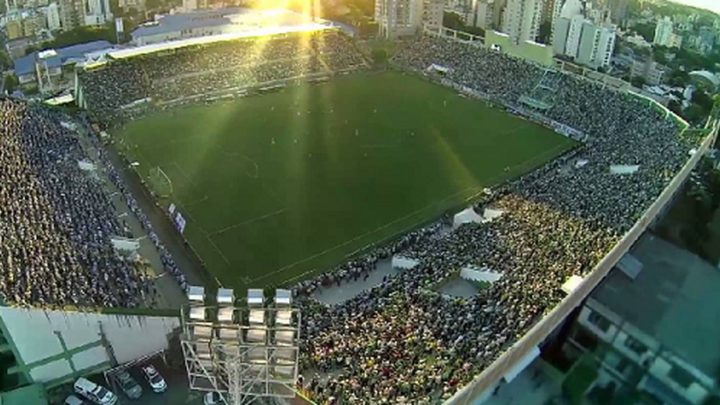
left=667, top=32, right=682, bottom=48
left=469, top=0, right=494, bottom=29
left=5, top=37, right=34, bottom=59
left=541, top=0, right=555, bottom=23
left=42, top=2, right=61, bottom=31
left=653, top=16, right=673, bottom=47
left=697, top=26, right=714, bottom=56
left=631, top=58, right=669, bottom=85
left=5, top=18, right=24, bottom=39
left=561, top=235, right=720, bottom=405
left=576, top=21, right=616, bottom=68
left=118, top=0, right=145, bottom=12
left=83, top=0, right=112, bottom=26
left=549, top=0, right=565, bottom=44
left=13, top=40, right=112, bottom=92
left=375, top=0, right=424, bottom=38
left=22, top=11, right=46, bottom=37
left=623, top=32, right=651, bottom=48
left=422, top=0, right=444, bottom=31
left=181, top=0, right=197, bottom=12
left=551, top=0, right=581, bottom=51
left=59, top=0, right=83, bottom=29
left=607, top=0, right=628, bottom=27
left=501, top=0, right=543, bottom=44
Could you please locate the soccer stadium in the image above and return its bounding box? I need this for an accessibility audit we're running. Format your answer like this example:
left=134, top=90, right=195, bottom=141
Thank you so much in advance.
left=1, top=7, right=717, bottom=405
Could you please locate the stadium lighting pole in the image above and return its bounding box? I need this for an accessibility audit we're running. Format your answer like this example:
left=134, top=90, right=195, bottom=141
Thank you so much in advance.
left=180, top=287, right=301, bottom=405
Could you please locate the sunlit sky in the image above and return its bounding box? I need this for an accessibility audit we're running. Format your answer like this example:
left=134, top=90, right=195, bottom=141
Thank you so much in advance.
left=669, top=0, right=720, bottom=15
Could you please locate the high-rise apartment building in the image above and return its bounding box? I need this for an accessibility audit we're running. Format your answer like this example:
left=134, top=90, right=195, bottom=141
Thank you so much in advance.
left=375, top=0, right=442, bottom=38
left=653, top=16, right=673, bottom=46
left=501, top=0, right=543, bottom=43
left=83, top=0, right=112, bottom=26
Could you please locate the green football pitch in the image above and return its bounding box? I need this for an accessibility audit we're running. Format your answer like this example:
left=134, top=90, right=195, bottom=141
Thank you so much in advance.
left=116, top=72, right=575, bottom=289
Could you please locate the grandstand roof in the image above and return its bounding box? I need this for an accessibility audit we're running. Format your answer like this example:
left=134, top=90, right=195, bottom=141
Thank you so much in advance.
left=132, top=8, right=244, bottom=37
left=689, top=70, right=720, bottom=89
left=14, top=40, right=113, bottom=76
left=110, top=23, right=331, bottom=60
left=131, top=8, right=322, bottom=41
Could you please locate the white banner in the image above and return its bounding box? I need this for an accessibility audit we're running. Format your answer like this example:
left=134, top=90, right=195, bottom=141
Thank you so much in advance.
left=174, top=212, right=187, bottom=234
left=115, top=17, right=124, bottom=33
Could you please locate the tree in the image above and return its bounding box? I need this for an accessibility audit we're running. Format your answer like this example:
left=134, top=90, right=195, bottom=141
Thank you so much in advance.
left=630, top=76, right=646, bottom=88
left=692, top=88, right=713, bottom=110
left=0, top=51, right=12, bottom=70
left=632, top=22, right=655, bottom=43
left=442, top=12, right=484, bottom=36
left=42, top=25, right=115, bottom=48
left=3, top=74, right=18, bottom=94
left=668, top=69, right=689, bottom=87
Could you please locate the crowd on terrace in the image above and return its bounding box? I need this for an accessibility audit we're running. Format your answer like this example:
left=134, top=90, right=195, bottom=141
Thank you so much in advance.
left=78, top=30, right=365, bottom=121
left=0, top=99, right=155, bottom=307
left=291, top=35, right=698, bottom=403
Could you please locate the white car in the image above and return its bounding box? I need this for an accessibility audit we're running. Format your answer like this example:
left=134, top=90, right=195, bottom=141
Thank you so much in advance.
left=140, top=365, right=167, bottom=393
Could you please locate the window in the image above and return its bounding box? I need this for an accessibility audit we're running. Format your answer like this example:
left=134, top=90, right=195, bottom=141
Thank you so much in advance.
left=624, top=336, right=647, bottom=355
left=587, top=310, right=611, bottom=332
left=668, top=365, right=694, bottom=389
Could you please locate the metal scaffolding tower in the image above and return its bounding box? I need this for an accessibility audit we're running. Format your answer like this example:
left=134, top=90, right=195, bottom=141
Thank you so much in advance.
left=180, top=287, right=301, bottom=404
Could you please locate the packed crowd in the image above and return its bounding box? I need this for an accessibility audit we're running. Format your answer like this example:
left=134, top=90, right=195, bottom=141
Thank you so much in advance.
left=293, top=35, right=698, bottom=403
left=80, top=117, right=190, bottom=292
left=78, top=30, right=366, bottom=120
left=0, top=99, right=154, bottom=307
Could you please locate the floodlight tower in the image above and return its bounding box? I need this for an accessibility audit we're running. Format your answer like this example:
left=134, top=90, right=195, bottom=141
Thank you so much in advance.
left=180, top=286, right=301, bottom=404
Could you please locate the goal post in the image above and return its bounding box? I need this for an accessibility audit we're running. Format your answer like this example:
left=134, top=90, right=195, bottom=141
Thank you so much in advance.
left=148, top=166, right=173, bottom=198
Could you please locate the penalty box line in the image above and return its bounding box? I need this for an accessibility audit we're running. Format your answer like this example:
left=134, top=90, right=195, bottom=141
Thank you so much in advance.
left=207, top=208, right=288, bottom=238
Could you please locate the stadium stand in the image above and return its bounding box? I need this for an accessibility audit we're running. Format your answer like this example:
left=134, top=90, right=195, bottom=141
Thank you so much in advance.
left=288, top=35, right=701, bottom=403
left=55, top=28, right=705, bottom=402
left=77, top=30, right=366, bottom=123
left=0, top=98, right=185, bottom=308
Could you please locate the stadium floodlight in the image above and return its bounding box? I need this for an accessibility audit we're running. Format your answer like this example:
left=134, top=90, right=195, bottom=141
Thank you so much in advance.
left=188, top=286, right=205, bottom=303
left=217, top=288, right=235, bottom=305
left=247, top=289, right=264, bottom=305
left=274, top=289, right=291, bottom=305
left=180, top=285, right=301, bottom=404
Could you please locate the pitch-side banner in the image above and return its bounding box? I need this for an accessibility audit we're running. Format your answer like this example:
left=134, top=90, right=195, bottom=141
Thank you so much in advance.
left=174, top=212, right=187, bottom=234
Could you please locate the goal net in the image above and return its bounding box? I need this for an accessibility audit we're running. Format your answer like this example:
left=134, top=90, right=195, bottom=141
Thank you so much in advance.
left=148, top=166, right=173, bottom=198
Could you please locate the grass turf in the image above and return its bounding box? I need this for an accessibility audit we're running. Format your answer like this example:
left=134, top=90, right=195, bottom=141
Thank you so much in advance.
left=115, top=72, right=575, bottom=290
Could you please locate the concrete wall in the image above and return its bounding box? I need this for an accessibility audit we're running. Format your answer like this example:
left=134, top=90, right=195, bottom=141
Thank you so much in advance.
left=484, top=30, right=554, bottom=66
left=447, top=115, right=718, bottom=404
left=0, top=307, right=179, bottom=386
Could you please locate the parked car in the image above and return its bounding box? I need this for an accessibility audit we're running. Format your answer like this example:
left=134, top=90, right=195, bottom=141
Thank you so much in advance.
left=64, top=395, right=89, bottom=405
left=116, top=370, right=143, bottom=399
left=203, top=392, right=221, bottom=405
left=140, top=365, right=167, bottom=393
left=73, top=377, right=118, bottom=405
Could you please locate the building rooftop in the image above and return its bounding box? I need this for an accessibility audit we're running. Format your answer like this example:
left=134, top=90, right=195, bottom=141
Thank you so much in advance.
left=592, top=234, right=720, bottom=377
left=131, top=8, right=316, bottom=39
left=0, top=384, right=48, bottom=405
left=14, top=40, right=113, bottom=76
left=689, top=70, right=720, bottom=89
